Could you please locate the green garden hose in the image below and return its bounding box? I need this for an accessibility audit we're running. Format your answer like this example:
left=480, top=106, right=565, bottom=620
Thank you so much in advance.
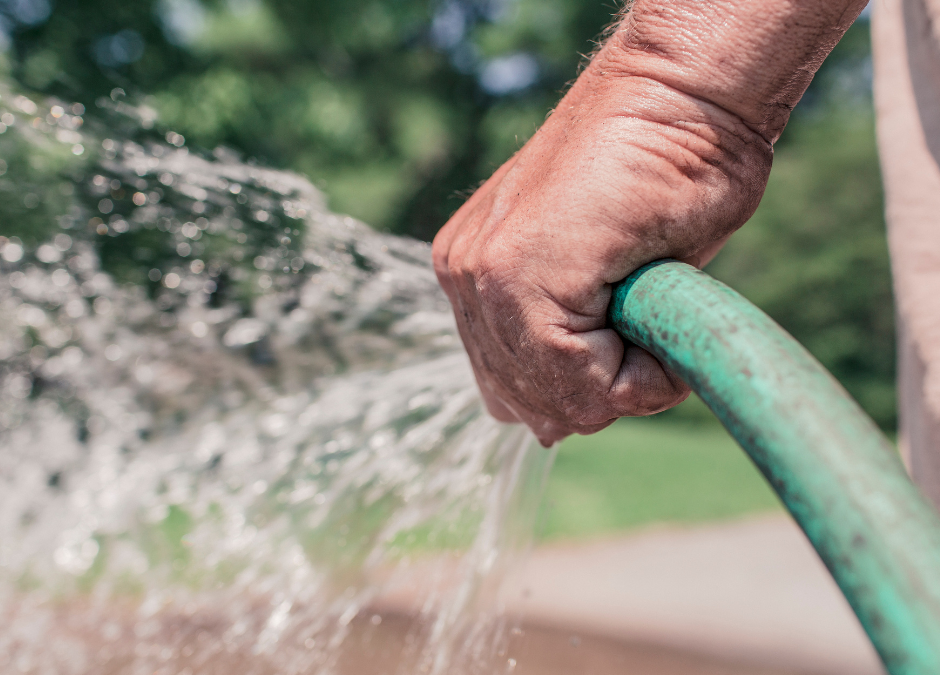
left=609, top=260, right=940, bottom=675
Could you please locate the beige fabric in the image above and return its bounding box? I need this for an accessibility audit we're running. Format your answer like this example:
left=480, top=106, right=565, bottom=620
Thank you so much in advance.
left=872, top=0, right=940, bottom=506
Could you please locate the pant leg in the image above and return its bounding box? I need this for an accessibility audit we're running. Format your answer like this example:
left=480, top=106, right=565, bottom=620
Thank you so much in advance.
left=872, top=0, right=940, bottom=506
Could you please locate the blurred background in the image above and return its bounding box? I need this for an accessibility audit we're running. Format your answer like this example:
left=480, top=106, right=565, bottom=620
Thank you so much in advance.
left=0, top=0, right=897, bottom=675
left=0, top=2, right=890, bottom=671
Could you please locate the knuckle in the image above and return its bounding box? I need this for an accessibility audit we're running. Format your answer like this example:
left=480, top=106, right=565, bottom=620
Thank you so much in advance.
left=446, top=235, right=480, bottom=281
left=542, top=330, right=590, bottom=362
left=431, top=242, right=450, bottom=282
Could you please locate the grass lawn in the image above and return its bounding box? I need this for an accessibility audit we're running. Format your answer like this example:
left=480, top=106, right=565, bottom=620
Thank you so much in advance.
left=538, top=397, right=783, bottom=541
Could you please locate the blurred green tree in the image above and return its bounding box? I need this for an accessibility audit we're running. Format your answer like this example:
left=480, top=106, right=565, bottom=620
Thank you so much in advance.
left=708, top=109, right=895, bottom=429
left=0, top=3, right=895, bottom=427
left=705, top=21, right=896, bottom=429
left=3, top=0, right=621, bottom=238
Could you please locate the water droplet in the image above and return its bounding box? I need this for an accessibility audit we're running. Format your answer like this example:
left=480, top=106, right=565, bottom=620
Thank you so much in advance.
left=65, top=299, right=85, bottom=318
left=51, top=269, right=71, bottom=287
left=54, top=234, right=72, bottom=251
left=14, top=95, right=37, bottom=114
left=1, top=242, right=23, bottom=262
left=94, top=297, right=112, bottom=314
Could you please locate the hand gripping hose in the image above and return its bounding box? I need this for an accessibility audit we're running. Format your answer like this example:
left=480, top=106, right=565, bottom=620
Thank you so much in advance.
left=609, top=261, right=940, bottom=675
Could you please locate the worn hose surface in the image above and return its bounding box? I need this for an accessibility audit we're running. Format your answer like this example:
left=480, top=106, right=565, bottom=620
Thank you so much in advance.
left=609, top=260, right=940, bottom=675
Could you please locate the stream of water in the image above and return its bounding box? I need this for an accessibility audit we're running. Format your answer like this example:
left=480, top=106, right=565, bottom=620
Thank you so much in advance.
left=0, top=83, right=552, bottom=675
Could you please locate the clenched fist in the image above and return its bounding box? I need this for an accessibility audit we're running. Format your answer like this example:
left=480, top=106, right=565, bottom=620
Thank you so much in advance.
left=433, top=0, right=867, bottom=445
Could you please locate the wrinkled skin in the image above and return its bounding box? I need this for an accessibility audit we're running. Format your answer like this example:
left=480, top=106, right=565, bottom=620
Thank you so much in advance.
left=434, top=0, right=869, bottom=446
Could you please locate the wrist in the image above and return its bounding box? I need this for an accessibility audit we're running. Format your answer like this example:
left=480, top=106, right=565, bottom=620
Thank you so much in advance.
left=594, top=0, right=868, bottom=143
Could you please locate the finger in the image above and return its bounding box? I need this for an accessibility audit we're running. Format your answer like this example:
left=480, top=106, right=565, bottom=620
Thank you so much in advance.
left=469, top=360, right=521, bottom=424
left=607, top=343, right=691, bottom=416
left=445, top=281, right=524, bottom=425
left=542, top=326, right=626, bottom=427
left=464, top=335, right=606, bottom=445
left=532, top=327, right=687, bottom=426
left=474, top=358, right=581, bottom=446
left=523, top=410, right=615, bottom=447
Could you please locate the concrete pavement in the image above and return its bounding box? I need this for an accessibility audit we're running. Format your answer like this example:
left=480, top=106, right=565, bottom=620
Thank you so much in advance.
left=503, top=514, right=885, bottom=675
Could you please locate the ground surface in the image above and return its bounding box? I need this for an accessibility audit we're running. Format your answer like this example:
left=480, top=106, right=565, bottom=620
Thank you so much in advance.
left=508, top=515, right=885, bottom=675
left=520, top=401, right=887, bottom=674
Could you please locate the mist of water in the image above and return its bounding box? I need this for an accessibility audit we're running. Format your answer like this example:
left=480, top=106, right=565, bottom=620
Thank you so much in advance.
left=0, top=83, right=552, bottom=674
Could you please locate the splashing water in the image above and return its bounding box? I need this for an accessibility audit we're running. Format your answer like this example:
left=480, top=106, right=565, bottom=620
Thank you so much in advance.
left=0, top=84, right=552, bottom=674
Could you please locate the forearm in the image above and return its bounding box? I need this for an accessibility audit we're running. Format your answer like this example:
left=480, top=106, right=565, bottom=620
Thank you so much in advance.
left=601, top=0, right=869, bottom=142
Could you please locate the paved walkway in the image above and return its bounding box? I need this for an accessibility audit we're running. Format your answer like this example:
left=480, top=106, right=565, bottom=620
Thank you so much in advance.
left=504, top=514, right=885, bottom=675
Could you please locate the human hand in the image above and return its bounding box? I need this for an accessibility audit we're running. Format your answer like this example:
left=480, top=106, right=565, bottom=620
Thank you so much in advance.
left=433, top=0, right=866, bottom=446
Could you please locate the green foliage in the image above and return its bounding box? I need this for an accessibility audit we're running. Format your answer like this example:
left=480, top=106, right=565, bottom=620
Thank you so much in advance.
left=542, top=406, right=782, bottom=540
left=707, top=108, right=895, bottom=429
left=2, top=7, right=894, bottom=426
left=0, top=96, right=91, bottom=248
left=5, top=0, right=620, bottom=237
